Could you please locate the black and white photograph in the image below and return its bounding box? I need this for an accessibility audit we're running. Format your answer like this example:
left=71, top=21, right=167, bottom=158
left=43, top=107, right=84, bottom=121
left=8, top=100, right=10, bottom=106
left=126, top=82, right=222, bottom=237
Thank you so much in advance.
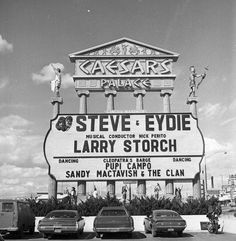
left=0, top=0, right=235, bottom=240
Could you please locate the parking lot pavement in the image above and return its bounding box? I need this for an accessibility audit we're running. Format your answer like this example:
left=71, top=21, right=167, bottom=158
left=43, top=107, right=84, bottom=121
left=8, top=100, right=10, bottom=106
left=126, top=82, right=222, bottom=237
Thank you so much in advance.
left=2, top=231, right=236, bottom=241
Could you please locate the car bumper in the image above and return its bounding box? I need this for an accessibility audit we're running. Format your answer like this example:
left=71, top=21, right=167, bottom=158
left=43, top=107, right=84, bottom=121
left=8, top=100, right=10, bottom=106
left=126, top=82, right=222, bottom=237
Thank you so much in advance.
left=0, top=227, right=19, bottom=233
left=38, top=226, right=81, bottom=234
left=94, top=227, right=134, bottom=233
left=152, top=226, right=186, bottom=232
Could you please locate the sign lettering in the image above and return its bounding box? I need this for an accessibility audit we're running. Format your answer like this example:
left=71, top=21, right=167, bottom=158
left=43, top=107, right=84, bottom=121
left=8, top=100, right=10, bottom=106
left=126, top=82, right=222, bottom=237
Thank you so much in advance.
left=44, top=113, right=204, bottom=181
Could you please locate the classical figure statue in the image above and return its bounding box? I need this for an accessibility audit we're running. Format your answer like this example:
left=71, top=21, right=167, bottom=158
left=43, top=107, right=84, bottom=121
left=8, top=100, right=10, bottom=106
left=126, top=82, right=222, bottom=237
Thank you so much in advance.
left=189, top=66, right=208, bottom=97
left=51, top=64, right=62, bottom=97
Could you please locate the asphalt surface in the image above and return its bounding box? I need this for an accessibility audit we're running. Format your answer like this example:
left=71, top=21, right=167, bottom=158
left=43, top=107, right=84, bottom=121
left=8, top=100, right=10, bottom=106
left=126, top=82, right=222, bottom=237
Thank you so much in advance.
left=2, top=231, right=236, bottom=241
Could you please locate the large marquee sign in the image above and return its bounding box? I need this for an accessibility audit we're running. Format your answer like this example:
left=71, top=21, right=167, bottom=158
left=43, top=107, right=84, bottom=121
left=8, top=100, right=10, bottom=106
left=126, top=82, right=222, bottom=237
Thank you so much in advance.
left=44, top=113, right=204, bottom=181
left=69, top=38, right=179, bottom=92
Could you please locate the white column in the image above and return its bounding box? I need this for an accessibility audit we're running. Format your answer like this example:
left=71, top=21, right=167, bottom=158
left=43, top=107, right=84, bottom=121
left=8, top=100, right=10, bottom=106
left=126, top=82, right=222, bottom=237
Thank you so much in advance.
left=187, top=96, right=198, bottom=118
left=76, top=91, right=90, bottom=198
left=105, top=90, right=117, bottom=195
left=160, top=90, right=172, bottom=113
left=187, top=96, right=201, bottom=198
left=134, top=90, right=146, bottom=197
left=48, top=97, right=63, bottom=201
left=161, top=90, right=174, bottom=195
left=134, top=90, right=146, bottom=111
left=77, top=90, right=90, bottom=114
left=105, top=90, right=117, bottom=112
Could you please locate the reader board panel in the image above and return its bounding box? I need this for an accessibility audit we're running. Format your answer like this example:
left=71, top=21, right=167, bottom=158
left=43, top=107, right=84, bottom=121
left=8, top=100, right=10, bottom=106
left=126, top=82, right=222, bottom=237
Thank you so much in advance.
left=44, top=113, right=204, bottom=181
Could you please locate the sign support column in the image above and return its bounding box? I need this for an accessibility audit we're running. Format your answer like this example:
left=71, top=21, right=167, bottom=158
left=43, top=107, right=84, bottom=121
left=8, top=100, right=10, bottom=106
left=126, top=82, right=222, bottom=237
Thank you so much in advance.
left=105, top=90, right=117, bottom=197
left=49, top=96, right=63, bottom=201
left=78, top=90, right=90, bottom=114
left=134, top=90, right=146, bottom=197
left=161, top=90, right=172, bottom=113
left=161, top=90, right=174, bottom=196
left=134, top=90, right=146, bottom=111
left=77, top=90, right=90, bottom=200
left=105, top=90, right=117, bottom=112
left=187, top=96, right=201, bottom=198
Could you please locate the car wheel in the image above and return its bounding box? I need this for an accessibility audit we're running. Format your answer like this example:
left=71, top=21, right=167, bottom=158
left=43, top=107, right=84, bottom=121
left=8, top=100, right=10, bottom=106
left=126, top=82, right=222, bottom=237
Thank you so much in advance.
left=42, top=233, right=48, bottom=239
left=152, top=229, right=157, bottom=237
left=95, top=232, right=101, bottom=238
left=29, top=226, right=35, bottom=235
left=177, top=231, right=183, bottom=236
left=16, top=228, right=23, bottom=238
left=76, top=228, right=84, bottom=238
left=144, top=226, right=150, bottom=234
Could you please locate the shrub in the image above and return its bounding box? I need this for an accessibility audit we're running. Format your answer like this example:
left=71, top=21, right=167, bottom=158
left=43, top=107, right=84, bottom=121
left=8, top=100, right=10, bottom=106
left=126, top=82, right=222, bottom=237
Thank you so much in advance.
left=26, top=196, right=219, bottom=216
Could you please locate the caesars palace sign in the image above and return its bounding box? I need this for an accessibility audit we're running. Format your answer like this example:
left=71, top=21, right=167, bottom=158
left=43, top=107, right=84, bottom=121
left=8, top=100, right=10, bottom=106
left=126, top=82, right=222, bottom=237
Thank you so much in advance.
left=44, top=38, right=204, bottom=181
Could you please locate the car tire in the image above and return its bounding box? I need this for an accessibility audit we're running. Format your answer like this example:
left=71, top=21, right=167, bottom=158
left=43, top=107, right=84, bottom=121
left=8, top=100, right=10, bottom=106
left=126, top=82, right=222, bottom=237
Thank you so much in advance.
left=29, top=226, right=35, bottom=235
left=144, top=226, right=150, bottom=234
left=76, top=228, right=84, bottom=238
left=177, top=231, right=183, bottom=236
left=16, top=228, right=23, bottom=238
left=42, top=233, right=48, bottom=239
left=152, top=229, right=157, bottom=237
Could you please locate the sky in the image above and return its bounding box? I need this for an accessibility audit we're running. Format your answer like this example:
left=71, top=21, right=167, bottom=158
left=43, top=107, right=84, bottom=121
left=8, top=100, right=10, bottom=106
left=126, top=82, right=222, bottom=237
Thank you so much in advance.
left=0, top=0, right=235, bottom=199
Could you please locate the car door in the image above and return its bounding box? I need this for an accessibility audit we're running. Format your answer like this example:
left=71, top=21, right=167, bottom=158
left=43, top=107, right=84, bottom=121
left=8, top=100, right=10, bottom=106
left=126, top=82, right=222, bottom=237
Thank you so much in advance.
left=0, top=201, right=15, bottom=230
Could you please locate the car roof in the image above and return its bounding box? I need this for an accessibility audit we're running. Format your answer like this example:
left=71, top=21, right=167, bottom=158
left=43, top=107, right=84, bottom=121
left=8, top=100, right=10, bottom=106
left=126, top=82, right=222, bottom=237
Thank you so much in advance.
left=101, top=206, right=126, bottom=210
left=49, top=210, right=78, bottom=213
left=153, top=209, right=178, bottom=214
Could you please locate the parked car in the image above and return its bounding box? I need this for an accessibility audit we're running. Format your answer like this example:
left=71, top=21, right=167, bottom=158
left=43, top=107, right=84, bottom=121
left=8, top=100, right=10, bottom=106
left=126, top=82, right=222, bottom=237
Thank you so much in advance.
left=37, top=210, right=85, bottom=238
left=143, top=209, right=186, bottom=237
left=93, top=206, right=134, bottom=238
left=0, top=199, right=35, bottom=238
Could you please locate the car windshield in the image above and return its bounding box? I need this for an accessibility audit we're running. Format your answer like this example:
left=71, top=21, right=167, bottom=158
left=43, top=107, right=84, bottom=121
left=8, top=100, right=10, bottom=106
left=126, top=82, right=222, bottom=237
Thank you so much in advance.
left=153, top=212, right=179, bottom=218
left=100, top=209, right=126, bottom=216
left=46, top=211, right=77, bottom=218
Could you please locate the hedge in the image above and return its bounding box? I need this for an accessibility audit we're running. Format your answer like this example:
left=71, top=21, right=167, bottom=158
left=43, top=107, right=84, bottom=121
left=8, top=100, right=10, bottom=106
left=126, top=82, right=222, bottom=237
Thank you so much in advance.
left=27, top=195, right=219, bottom=217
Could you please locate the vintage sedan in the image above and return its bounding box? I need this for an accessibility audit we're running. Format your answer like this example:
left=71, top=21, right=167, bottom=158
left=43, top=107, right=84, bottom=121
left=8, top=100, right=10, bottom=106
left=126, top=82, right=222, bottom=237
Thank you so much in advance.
left=93, top=206, right=134, bottom=238
left=143, top=209, right=186, bottom=237
left=37, top=210, right=85, bottom=238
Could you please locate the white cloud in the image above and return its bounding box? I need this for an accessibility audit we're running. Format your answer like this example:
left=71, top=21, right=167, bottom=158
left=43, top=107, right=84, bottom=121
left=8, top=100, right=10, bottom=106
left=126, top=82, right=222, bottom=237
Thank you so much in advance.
left=0, top=114, right=32, bottom=128
left=220, top=116, right=236, bottom=126
left=62, top=73, right=74, bottom=88
left=0, top=115, right=46, bottom=167
left=0, top=78, right=9, bottom=89
left=32, top=63, right=74, bottom=88
left=0, top=35, right=13, bottom=53
left=0, top=103, right=28, bottom=111
left=202, top=137, right=235, bottom=189
left=229, top=99, right=236, bottom=111
left=2, top=178, right=20, bottom=185
left=199, top=102, right=227, bottom=119
left=32, top=63, right=64, bottom=83
left=0, top=164, right=48, bottom=198
left=204, top=137, right=231, bottom=161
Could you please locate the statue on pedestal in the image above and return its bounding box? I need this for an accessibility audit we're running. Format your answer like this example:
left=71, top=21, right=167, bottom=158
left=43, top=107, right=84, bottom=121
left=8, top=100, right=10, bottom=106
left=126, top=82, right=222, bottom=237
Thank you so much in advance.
left=188, top=66, right=208, bottom=97
left=51, top=64, right=62, bottom=97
